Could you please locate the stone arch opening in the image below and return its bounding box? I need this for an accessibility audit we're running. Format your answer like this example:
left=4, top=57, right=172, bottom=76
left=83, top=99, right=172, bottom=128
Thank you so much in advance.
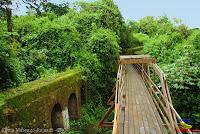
left=68, top=93, right=78, bottom=120
left=51, top=103, right=64, bottom=133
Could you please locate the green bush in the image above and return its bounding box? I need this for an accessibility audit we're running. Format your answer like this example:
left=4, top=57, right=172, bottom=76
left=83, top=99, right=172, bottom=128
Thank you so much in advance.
left=140, top=17, right=200, bottom=127
left=85, top=28, right=121, bottom=98
left=66, top=101, right=112, bottom=134
left=163, top=56, right=200, bottom=127
left=72, top=50, right=103, bottom=97
left=75, top=0, right=123, bottom=37
left=0, top=32, right=25, bottom=90
left=14, top=15, right=80, bottom=81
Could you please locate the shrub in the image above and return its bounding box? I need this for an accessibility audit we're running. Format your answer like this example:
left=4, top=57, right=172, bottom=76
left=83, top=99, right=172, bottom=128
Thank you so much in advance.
left=0, top=32, right=25, bottom=90
left=85, top=28, right=121, bottom=98
left=15, top=15, right=80, bottom=81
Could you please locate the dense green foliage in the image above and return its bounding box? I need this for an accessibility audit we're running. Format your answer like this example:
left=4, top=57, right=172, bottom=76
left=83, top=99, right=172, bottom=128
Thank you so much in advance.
left=125, top=16, right=200, bottom=128
left=0, top=32, right=25, bottom=89
left=0, top=0, right=199, bottom=132
left=1, top=0, right=122, bottom=94
left=0, top=0, right=122, bottom=133
left=67, top=101, right=113, bottom=134
left=15, top=15, right=81, bottom=80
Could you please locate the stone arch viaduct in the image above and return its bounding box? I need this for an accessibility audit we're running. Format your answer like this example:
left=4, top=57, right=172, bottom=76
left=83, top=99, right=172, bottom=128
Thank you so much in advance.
left=0, top=69, right=84, bottom=133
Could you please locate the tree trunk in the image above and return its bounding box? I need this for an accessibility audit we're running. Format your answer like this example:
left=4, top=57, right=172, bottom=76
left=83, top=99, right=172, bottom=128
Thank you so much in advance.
left=6, top=0, right=12, bottom=32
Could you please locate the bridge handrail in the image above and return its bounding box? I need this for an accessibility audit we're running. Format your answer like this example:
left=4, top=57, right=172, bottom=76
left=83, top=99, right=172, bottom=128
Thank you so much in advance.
left=113, top=64, right=126, bottom=134
left=150, top=64, right=192, bottom=133
left=134, top=63, right=192, bottom=134
left=136, top=64, right=177, bottom=133
left=152, top=64, right=178, bottom=132
left=135, top=64, right=177, bottom=133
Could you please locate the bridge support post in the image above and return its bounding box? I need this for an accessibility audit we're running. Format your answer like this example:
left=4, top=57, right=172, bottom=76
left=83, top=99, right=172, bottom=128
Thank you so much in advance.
left=62, top=107, right=70, bottom=130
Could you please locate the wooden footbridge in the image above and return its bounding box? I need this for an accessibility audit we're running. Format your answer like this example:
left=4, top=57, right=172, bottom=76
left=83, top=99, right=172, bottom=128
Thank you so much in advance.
left=99, top=55, right=192, bottom=134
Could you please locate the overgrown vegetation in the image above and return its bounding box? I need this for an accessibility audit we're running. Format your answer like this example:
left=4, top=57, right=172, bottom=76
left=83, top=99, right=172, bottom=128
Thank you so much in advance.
left=0, top=0, right=122, bottom=133
left=0, top=0, right=199, bottom=132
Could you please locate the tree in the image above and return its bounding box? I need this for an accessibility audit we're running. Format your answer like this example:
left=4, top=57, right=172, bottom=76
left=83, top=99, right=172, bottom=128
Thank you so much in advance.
left=43, top=2, right=69, bottom=16
left=0, top=0, right=6, bottom=18
left=21, top=0, right=69, bottom=16
left=6, top=0, right=12, bottom=32
left=86, top=28, right=120, bottom=97
left=0, top=0, right=13, bottom=32
left=21, top=0, right=48, bottom=16
left=75, top=0, right=124, bottom=36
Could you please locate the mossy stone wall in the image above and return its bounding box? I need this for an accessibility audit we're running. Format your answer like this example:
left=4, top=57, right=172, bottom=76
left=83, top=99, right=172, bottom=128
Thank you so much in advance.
left=0, top=69, right=82, bottom=131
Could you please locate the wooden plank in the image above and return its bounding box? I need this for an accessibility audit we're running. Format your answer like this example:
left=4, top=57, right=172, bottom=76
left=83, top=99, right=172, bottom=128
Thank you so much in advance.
left=113, top=104, right=119, bottom=134
left=144, top=87, right=166, bottom=134
left=138, top=72, right=163, bottom=134
left=141, top=69, right=175, bottom=128
left=160, top=76, right=175, bottom=133
left=127, top=68, right=133, bottom=134
left=140, top=82, right=157, bottom=134
left=99, top=104, right=115, bottom=128
left=127, top=65, right=139, bottom=134
left=119, top=59, right=156, bottom=64
left=134, top=75, right=146, bottom=134
left=107, top=92, right=115, bottom=105
left=131, top=68, right=140, bottom=134
left=165, top=80, right=178, bottom=132
left=124, top=71, right=129, bottom=134
left=118, top=65, right=126, bottom=134
left=144, top=91, right=163, bottom=134
left=119, top=55, right=156, bottom=64
left=101, top=122, right=113, bottom=128
left=143, top=75, right=172, bottom=121
left=143, top=73, right=171, bottom=133
left=131, top=65, right=163, bottom=134
left=138, top=81, right=151, bottom=134
left=118, top=106, right=125, bottom=134
left=120, top=55, right=152, bottom=59
left=113, top=65, right=122, bottom=134
left=144, top=79, right=172, bottom=132
left=132, top=66, right=146, bottom=134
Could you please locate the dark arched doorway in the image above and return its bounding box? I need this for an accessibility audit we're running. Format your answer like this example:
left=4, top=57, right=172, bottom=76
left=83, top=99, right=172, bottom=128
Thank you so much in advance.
left=68, top=94, right=78, bottom=120
left=51, top=104, right=64, bottom=133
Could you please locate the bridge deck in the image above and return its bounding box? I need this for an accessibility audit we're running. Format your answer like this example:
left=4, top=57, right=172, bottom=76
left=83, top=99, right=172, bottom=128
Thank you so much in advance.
left=118, top=65, right=167, bottom=134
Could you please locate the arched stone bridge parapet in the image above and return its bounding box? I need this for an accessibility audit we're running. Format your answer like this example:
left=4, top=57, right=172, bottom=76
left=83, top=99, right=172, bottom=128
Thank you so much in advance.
left=0, top=69, right=83, bottom=133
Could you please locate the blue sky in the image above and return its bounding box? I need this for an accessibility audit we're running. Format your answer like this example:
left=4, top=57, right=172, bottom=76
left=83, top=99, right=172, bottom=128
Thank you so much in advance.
left=13, top=0, right=200, bottom=28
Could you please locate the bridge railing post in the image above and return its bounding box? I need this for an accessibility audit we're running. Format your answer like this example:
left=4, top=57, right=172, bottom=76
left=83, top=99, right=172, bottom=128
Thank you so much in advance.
left=113, top=63, right=127, bottom=134
left=149, top=64, right=185, bottom=134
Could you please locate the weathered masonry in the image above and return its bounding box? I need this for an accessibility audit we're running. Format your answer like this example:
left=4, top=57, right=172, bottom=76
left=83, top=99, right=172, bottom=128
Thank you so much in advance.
left=0, top=69, right=83, bottom=132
